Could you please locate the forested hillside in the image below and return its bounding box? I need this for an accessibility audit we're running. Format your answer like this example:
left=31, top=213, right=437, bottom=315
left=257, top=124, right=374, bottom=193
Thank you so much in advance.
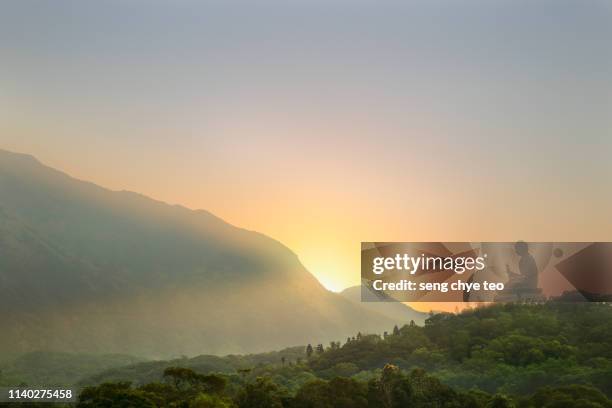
left=0, top=352, right=143, bottom=388
left=66, top=302, right=612, bottom=407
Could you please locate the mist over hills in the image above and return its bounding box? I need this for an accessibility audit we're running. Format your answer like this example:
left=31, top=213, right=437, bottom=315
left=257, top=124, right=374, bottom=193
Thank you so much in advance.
left=0, top=351, right=144, bottom=387
left=339, top=285, right=427, bottom=325
left=0, top=149, right=411, bottom=358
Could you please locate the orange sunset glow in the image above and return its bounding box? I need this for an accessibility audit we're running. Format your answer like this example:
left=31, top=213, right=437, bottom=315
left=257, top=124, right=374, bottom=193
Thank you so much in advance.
left=2, top=0, right=611, bottom=301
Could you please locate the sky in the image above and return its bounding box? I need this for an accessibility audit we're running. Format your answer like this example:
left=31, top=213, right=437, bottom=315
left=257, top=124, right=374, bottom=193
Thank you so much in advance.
left=1, top=0, right=611, bottom=292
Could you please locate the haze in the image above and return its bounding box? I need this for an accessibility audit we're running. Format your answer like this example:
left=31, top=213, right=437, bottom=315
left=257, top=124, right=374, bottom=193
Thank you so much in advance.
left=1, top=0, right=611, bottom=292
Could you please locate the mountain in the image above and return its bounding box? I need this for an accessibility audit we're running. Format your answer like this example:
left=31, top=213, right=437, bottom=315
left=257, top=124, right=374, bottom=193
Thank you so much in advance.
left=0, top=149, right=396, bottom=358
left=339, top=285, right=427, bottom=326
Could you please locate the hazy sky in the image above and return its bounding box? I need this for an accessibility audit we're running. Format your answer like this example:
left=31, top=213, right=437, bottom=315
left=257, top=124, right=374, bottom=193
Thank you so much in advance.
left=2, top=0, right=611, bottom=292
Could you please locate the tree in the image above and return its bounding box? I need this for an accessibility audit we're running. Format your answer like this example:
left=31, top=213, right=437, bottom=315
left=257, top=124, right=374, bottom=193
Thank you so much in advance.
left=393, top=325, right=400, bottom=336
left=294, top=378, right=368, bottom=408
left=528, top=385, right=612, bottom=408
left=237, top=368, right=252, bottom=381
left=162, top=367, right=226, bottom=396
left=191, top=393, right=234, bottom=408
left=77, top=382, right=156, bottom=407
left=294, top=379, right=331, bottom=407
left=306, top=344, right=314, bottom=358
left=163, top=367, right=197, bottom=389
left=367, top=364, right=412, bottom=408
left=235, top=377, right=285, bottom=408
left=487, top=394, right=515, bottom=408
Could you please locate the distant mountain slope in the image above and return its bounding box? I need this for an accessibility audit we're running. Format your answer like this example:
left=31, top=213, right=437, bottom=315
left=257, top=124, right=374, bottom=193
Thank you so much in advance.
left=0, top=149, right=394, bottom=358
left=0, top=352, right=144, bottom=387
left=340, top=285, right=427, bottom=325
left=79, top=346, right=308, bottom=387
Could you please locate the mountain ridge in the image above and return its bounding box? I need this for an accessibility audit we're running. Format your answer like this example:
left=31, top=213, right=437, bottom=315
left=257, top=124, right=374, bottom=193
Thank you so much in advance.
left=0, top=148, right=401, bottom=358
